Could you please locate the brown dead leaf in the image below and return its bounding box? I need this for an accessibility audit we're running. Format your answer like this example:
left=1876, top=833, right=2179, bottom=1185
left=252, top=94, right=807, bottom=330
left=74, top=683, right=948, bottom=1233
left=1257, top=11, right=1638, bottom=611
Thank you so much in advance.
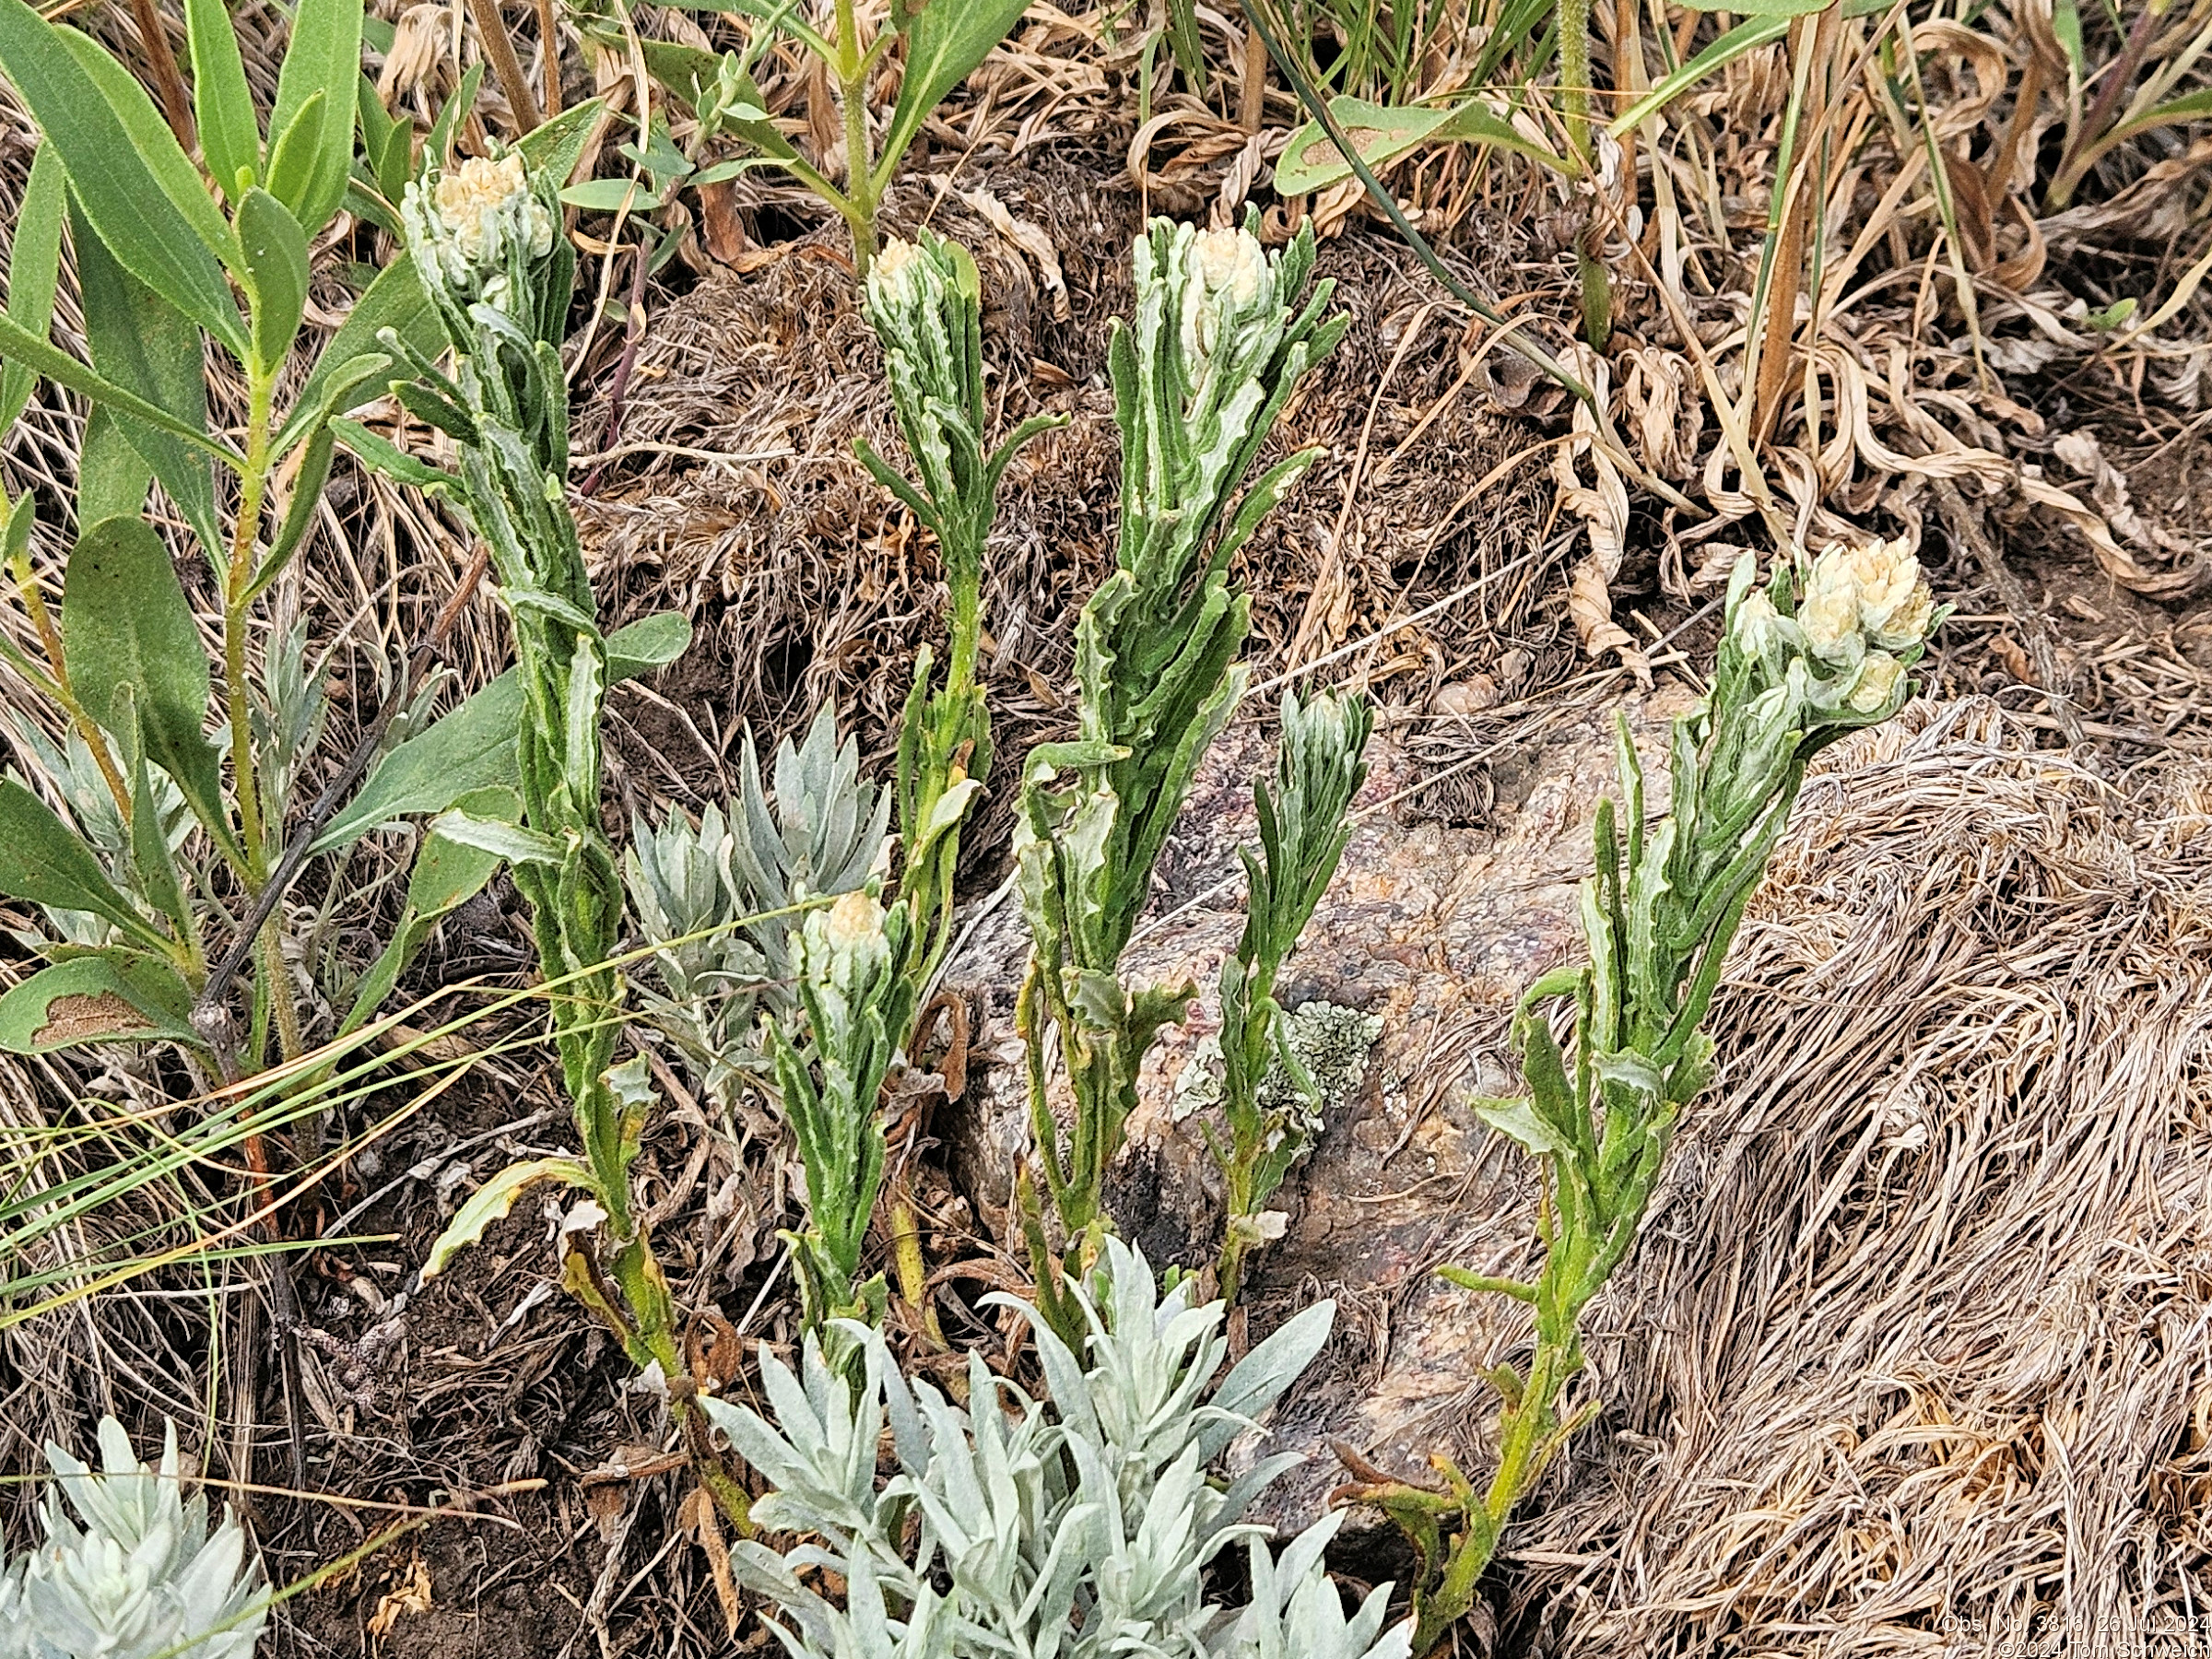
left=367, top=1554, right=433, bottom=1638
left=680, top=1484, right=743, bottom=1636
left=33, top=993, right=155, bottom=1048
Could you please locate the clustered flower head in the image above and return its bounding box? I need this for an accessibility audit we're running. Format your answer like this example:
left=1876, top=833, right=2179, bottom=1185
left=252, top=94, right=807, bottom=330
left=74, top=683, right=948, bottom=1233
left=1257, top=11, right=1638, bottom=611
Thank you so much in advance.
left=1165, top=222, right=1279, bottom=405
left=1724, top=537, right=1943, bottom=724
left=860, top=231, right=982, bottom=503
left=402, top=151, right=557, bottom=315
left=0, top=1418, right=268, bottom=1659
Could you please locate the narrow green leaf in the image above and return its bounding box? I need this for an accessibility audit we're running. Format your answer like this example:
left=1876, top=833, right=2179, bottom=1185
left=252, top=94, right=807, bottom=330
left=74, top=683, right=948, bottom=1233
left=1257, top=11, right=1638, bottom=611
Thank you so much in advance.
left=428, top=809, right=563, bottom=866
left=186, top=0, right=260, bottom=202
left=1608, top=16, right=1790, bottom=133
left=559, top=178, right=667, bottom=212
left=265, top=88, right=327, bottom=223
left=0, top=312, right=237, bottom=463
left=338, top=786, right=514, bottom=1033
left=245, top=423, right=335, bottom=606
left=0, top=951, right=200, bottom=1053
left=1474, top=1094, right=1572, bottom=1157
left=328, top=415, right=458, bottom=492
left=877, top=0, right=1032, bottom=186
left=1273, top=96, right=1562, bottom=195
left=271, top=0, right=364, bottom=232
left=0, top=7, right=250, bottom=352
left=0, top=778, right=170, bottom=951
left=517, top=95, right=608, bottom=185
left=420, top=1158, right=592, bottom=1279
left=128, top=753, right=190, bottom=930
left=70, top=207, right=223, bottom=557
left=425, top=62, right=481, bottom=170
left=239, top=187, right=310, bottom=374
left=309, top=613, right=693, bottom=853
left=0, top=141, right=64, bottom=435
left=61, top=518, right=233, bottom=855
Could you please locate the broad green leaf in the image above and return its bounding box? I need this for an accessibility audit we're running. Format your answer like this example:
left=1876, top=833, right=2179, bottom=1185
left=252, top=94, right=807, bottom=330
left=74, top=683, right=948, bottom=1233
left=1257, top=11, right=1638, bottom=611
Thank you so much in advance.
left=283, top=254, right=436, bottom=448
left=264, top=89, right=328, bottom=224
left=271, top=0, right=364, bottom=232
left=0, top=778, right=171, bottom=952
left=76, top=406, right=155, bottom=526
left=1473, top=1094, right=1571, bottom=1157
left=186, top=0, right=260, bottom=202
left=61, top=518, right=233, bottom=857
left=310, top=613, right=695, bottom=852
left=559, top=177, right=666, bottom=212
left=877, top=0, right=1033, bottom=186
left=0, top=312, right=237, bottom=462
left=428, top=810, right=562, bottom=865
left=0, top=9, right=250, bottom=353
left=420, top=1158, right=592, bottom=1279
left=0, top=141, right=64, bottom=435
left=0, top=951, right=199, bottom=1053
left=72, top=206, right=221, bottom=555
left=518, top=95, right=608, bottom=185
left=239, top=188, right=310, bottom=374
left=1273, top=96, right=1563, bottom=196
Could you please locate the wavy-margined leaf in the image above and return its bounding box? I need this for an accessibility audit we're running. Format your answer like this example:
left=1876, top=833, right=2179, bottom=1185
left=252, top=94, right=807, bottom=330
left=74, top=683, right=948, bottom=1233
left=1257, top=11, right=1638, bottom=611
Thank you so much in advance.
left=0, top=950, right=198, bottom=1054
left=72, top=208, right=221, bottom=557
left=0, top=141, right=64, bottom=437
left=310, top=612, right=695, bottom=853
left=421, top=1158, right=593, bottom=1279
left=270, top=0, right=364, bottom=233
left=60, top=518, right=235, bottom=860
left=0, top=1, right=247, bottom=354
left=1273, top=96, right=1563, bottom=196
left=0, top=779, right=171, bottom=953
left=186, top=0, right=260, bottom=202
left=877, top=0, right=1033, bottom=187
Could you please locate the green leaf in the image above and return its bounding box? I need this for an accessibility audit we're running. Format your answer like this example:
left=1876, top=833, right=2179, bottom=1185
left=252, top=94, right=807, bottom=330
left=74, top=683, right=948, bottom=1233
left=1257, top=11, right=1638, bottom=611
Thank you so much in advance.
left=71, top=206, right=223, bottom=558
left=0, top=312, right=237, bottom=463
left=425, top=62, right=481, bottom=170
left=328, top=416, right=458, bottom=493
left=339, top=786, right=514, bottom=1033
left=60, top=518, right=233, bottom=857
left=1273, top=96, right=1563, bottom=196
left=245, top=423, right=336, bottom=606
left=2109, top=87, right=2212, bottom=149
left=420, top=1158, right=593, bottom=1278
left=271, top=0, right=364, bottom=232
left=239, top=188, right=311, bottom=374
left=1678, top=0, right=1831, bottom=13
left=264, top=89, right=328, bottom=224
left=518, top=96, right=609, bottom=185
left=310, top=612, right=693, bottom=852
left=0, top=778, right=171, bottom=952
left=0, top=141, right=64, bottom=436
left=76, top=406, right=154, bottom=526
left=428, top=810, right=563, bottom=865
left=1473, top=1094, right=1572, bottom=1157
left=186, top=0, right=260, bottom=202
left=0, top=7, right=250, bottom=353
left=877, top=0, right=1032, bottom=187
left=559, top=177, right=666, bottom=212
left=1608, top=17, right=1789, bottom=133
left=283, top=254, right=436, bottom=448
left=0, top=950, right=199, bottom=1053
left=128, top=752, right=190, bottom=931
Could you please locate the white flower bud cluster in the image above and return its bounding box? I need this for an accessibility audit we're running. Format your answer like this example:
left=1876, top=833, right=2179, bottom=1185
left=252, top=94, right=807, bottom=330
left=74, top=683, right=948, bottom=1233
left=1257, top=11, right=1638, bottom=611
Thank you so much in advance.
left=1177, top=224, right=1271, bottom=376
left=796, top=888, right=892, bottom=1024
left=402, top=152, right=556, bottom=315
left=1727, top=538, right=1939, bottom=721
left=0, top=1418, right=268, bottom=1659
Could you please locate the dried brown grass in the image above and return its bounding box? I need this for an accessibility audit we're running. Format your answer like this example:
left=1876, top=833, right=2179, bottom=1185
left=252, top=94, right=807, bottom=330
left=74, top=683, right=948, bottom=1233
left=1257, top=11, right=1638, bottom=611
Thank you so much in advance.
left=1502, top=698, right=2212, bottom=1653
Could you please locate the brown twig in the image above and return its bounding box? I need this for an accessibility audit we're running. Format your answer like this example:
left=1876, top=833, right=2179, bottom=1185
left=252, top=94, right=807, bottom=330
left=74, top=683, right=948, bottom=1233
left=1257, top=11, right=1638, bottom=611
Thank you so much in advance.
left=126, top=0, right=195, bottom=150
left=464, top=0, right=546, bottom=135
left=535, top=0, right=563, bottom=121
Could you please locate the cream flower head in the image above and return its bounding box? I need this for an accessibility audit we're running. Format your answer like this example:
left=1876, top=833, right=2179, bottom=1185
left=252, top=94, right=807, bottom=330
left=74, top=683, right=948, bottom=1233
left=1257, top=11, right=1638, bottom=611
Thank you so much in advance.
left=1796, top=550, right=1865, bottom=667
left=1844, top=538, right=1936, bottom=650
left=404, top=152, right=555, bottom=312
left=1846, top=649, right=1904, bottom=713
left=1177, top=225, right=1271, bottom=371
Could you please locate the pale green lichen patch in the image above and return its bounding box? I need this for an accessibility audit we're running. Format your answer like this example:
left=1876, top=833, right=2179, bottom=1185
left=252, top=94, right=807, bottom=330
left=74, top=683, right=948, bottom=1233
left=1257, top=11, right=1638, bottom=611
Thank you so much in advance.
left=1176, top=999, right=1382, bottom=1135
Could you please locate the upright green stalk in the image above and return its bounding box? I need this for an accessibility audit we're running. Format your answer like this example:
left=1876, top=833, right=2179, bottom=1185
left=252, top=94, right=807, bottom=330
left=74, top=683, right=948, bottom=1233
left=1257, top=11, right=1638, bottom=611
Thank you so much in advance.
left=857, top=232, right=1059, bottom=1012
left=1355, top=541, right=1946, bottom=1652
left=395, top=154, right=747, bottom=1528
left=1016, top=215, right=1347, bottom=1265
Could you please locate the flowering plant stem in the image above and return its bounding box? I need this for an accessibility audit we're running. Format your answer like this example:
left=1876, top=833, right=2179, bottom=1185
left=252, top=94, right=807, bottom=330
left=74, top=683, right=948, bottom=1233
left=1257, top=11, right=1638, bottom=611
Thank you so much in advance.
left=394, top=155, right=749, bottom=1533
left=1353, top=547, right=1942, bottom=1651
